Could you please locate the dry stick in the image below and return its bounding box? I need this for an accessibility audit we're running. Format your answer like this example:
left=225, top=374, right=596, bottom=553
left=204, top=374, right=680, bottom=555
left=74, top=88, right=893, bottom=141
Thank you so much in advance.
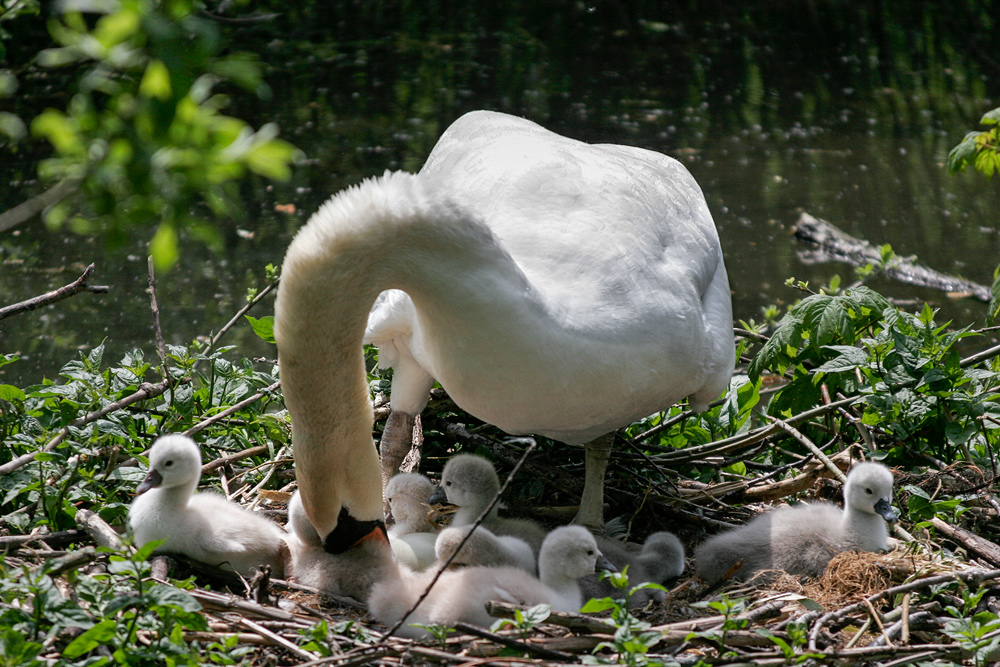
left=452, top=622, right=577, bottom=662
left=378, top=438, right=538, bottom=641
left=75, top=508, right=125, bottom=551
left=0, top=179, right=79, bottom=233
left=807, top=568, right=1000, bottom=651
left=239, top=617, right=319, bottom=662
left=198, top=280, right=279, bottom=363
left=185, top=380, right=282, bottom=438
left=861, top=596, right=893, bottom=647
left=0, top=262, right=109, bottom=321
left=764, top=415, right=847, bottom=483
left=292, top=646, right=392, bottom=667
left=147, top=257, right=169, bottom=379
left=0, top=378, right=174, bottom=476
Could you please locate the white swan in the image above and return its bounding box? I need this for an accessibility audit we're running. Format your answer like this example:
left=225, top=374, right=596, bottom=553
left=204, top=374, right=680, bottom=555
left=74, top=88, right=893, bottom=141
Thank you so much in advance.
left=695, top=462, right=897, bottom=583
left=429, top=454, right=547, bottom=554
left=435, top=525, right=537, bottom=573
left=285, top=490, right=399, bottom=600
left=385, top=473, right=440, bottom=570
left=368, top=525, right=613, bottom=637
left=274, top=110, right=733, bottom=596
left=128, top=434, right=287, bottom=577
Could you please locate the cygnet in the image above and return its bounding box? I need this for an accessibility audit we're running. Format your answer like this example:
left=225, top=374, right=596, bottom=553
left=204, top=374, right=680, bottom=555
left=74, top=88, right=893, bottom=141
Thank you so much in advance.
left=385, top=473, right=440, bottom=571
left=429, top=454, right=547, bottom=553
left=128, top=434, right=286, bottom=577
left=580, top=531, right=685, bottom=606
left=435, top=525, right=536, bottom=573
left=285, top=490, right=399, bottom=601
left=695, top=461, right=898, bottom=583
left=368, top=525, right=613, bottom=638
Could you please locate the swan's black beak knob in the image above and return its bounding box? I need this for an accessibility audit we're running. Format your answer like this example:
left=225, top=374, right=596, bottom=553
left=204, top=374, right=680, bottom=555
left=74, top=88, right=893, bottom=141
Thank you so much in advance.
left=874, top=498, right=898, bottom=524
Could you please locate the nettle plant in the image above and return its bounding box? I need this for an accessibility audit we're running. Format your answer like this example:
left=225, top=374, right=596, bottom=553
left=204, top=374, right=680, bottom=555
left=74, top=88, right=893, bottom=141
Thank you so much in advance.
left=749, top=287, right=1000, bottom=463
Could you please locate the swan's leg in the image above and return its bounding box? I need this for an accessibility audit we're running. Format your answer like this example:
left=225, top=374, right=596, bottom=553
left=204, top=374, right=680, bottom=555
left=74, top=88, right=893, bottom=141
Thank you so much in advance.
left=381, top=409, right=415, bottom=497
left=572, top=432, right=615, bottom=534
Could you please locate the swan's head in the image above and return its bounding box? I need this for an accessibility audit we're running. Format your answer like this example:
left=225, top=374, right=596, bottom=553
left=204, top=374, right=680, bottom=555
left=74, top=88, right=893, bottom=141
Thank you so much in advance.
left=844, top=462, right=897, bottom=523
left=385, top=473, right=435, bottom=526
left=430, top=454, right=500, bottom=508
left=539, top=525, right=616, bottom=579
left=137, top=434, right=202, bottom=494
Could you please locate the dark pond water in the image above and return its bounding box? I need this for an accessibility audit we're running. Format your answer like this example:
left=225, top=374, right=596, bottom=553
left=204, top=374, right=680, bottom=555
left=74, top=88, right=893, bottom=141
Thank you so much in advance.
left=2, top=3, right=999, bottom=387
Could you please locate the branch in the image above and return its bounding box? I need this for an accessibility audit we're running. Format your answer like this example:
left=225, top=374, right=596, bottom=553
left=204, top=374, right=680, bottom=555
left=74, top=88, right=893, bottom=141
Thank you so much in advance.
left=0, top=179, right=79, bottom=233
left=0, top=263, right=108, bottom=321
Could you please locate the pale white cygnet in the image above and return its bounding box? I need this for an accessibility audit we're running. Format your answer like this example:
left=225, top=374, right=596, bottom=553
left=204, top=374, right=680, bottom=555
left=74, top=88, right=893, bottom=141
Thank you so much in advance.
left=429, top=454, right=547, bottom=553
left=368, top=525, right=612, bottom=638
left=695, top=461, right=897, bottom=583
left=128, top=434, right=286, bottom=578
left=285, top=490, right=400, bottom=601
left=435, top=525, right=536, bottom=573
left=384, top=473, right=440, bottom=571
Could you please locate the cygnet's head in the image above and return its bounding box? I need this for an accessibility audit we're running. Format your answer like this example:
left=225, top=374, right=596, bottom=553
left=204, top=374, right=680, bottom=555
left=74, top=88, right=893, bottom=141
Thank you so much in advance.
left=844, top=462, right=897, bottom=523
left=385, top=473, right=435, bottom=525
left=287, top=490, right=322, bottom=546
left=540, top=526, right=616, bottom=579
left=429, top=454, right=499, bottom=507
left=137, top=434, right=202, bottom=494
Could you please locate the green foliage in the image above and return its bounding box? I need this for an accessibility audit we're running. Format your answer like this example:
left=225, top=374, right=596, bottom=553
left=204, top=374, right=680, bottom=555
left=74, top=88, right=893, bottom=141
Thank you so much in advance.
left=245, top=315, right=275, bottom=344
left=581, top=569, right=666, bottom=666
left=688, top=594, right=748, bottom=658
left=948, top=107, right=1000, bottom=179
left=491, top=603, right=551, bottom=639
left=29, top=0, right=300, bottom=271
left=941, top=612, right=1000, bottom=667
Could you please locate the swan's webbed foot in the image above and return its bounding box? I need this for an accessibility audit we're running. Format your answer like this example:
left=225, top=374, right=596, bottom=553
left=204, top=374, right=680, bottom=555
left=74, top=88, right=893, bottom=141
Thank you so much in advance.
left=571, top=432, right=616, bottom=535
left=323, top=507, right=389, bottom=554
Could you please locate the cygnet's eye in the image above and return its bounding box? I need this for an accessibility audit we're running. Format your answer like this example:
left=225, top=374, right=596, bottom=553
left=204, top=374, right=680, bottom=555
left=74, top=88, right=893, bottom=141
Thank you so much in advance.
left=587, top=549, right=595, bottom=556
left=865, top=487, right=873, bottom=494
left=164, top=460, right=174, bottom=467
left=444, top=481, right=452, bottom=487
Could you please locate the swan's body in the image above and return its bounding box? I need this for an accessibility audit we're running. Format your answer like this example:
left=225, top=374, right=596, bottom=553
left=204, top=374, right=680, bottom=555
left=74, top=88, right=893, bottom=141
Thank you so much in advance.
left=128, top=434, right=286, bottom=578
left=695, top=462, right=897, bottom=583
left=435, top=525, right=537, bottom=573
left=274, top=110, right=733, bottom=596
left=430, top=454, right=547, bottom=554
left=385, top=473, right=440, bottom=570
left=285, top=491, right=399, bottom=600
left=368, top=525, right=612, bottom=637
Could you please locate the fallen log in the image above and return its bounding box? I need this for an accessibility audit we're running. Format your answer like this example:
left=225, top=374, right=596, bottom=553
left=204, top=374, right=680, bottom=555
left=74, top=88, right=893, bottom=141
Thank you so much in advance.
left=793, top=212, right=991, bottom=302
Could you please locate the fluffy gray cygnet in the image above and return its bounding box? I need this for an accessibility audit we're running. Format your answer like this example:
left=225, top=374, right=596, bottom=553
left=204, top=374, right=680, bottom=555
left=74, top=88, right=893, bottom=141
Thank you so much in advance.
left=368, top=525, right=613, bottom=638
left=695, top=461, right=898, bottom=583
left=385, top=473, right=440, bottom=570
left=285, top=490, right=399, bottom=601
left=429, top=454, right=547, bottom=553
left=434, top=525, right=536, bottom=573
left=579, top=531, right=686, bottom=606
left=128, top=434, right=287, bottom=577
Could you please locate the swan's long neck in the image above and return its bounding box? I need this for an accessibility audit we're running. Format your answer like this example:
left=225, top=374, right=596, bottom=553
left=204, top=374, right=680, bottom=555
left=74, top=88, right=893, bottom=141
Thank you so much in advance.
left=275, top=171, right=531, bottom=548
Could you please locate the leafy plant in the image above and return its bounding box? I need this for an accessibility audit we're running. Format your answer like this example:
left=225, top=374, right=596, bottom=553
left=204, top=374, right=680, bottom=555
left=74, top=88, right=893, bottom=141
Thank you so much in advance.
left=581, top=568, right=666, bottom=667
left=688, top=594, right=748, bottom=658
left=491, top=603, right=552, bottom=640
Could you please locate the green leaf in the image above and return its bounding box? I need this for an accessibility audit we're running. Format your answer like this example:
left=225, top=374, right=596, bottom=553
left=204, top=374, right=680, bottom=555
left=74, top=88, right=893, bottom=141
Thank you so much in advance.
left=139, top=59, right=172, bottom=101
left=580, top=597, right=617, bottom=613
left=245, top=315, right=275, bottom=344
left=62, top=619, right=117, bottom=659
left=150, top=222, right=179, bottom=272
left=0, top=384, right=26, bottom=401
left=948, top=133, right=979, bottom=173
left=981, top=107, right=1000, bottom=125
left=814, top=345, right=867, bottom=374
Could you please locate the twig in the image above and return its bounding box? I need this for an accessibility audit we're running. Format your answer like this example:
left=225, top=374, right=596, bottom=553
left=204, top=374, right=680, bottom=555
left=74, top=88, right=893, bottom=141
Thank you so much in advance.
left=378, top=438, right=538, bottom=640
left=452, top=621, right=577, bottom=661
left=0, top=379, right=176, bottom=476
left=75, top=508, right=125, bottom=551
left=0, top=263, right=109, bottom=321
left=0, top=178, right=79, bottom=233
left=201, top=444, right=272, bottom=474
left=185, top=380, right=281, bottom=437
left=240, top=617, right=319, bottom=661
left=764, top=415, right=847, bottom=483
left=197, top=280, right=278, bottom=365
left=147, top=256, right=169, bottom=379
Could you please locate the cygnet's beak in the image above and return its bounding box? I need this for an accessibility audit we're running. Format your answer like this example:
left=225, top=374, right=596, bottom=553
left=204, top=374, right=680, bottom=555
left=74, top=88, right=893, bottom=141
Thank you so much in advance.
left=428, top=485, right=448, bottom=506
left=136, top=468, right=163, bottom=495
left=596, top=552, right=618, bottom=574
left=874, top=498, right=898, bottom=524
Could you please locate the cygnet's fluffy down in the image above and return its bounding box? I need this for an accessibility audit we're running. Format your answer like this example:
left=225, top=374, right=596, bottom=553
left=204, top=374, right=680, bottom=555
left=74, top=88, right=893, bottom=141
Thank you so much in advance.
left=368, top=525, right=612, bottom=638
left=429, top=454, right=547, bottom=553
left=579, top=531, right=685, bottom=606
left=285, top=490, right=400, bottom=601
left=128, top=434, right=287, bottom=578
left=435, top=525, right=536, bottom=573
left=385, top=473, right=440, bottom=570
left=695, top=461, right=898, bottom=583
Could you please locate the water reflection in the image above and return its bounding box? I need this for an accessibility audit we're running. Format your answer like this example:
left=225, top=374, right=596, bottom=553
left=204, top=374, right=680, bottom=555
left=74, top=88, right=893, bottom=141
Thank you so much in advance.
left=1, top=2, right=998, bottom=386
